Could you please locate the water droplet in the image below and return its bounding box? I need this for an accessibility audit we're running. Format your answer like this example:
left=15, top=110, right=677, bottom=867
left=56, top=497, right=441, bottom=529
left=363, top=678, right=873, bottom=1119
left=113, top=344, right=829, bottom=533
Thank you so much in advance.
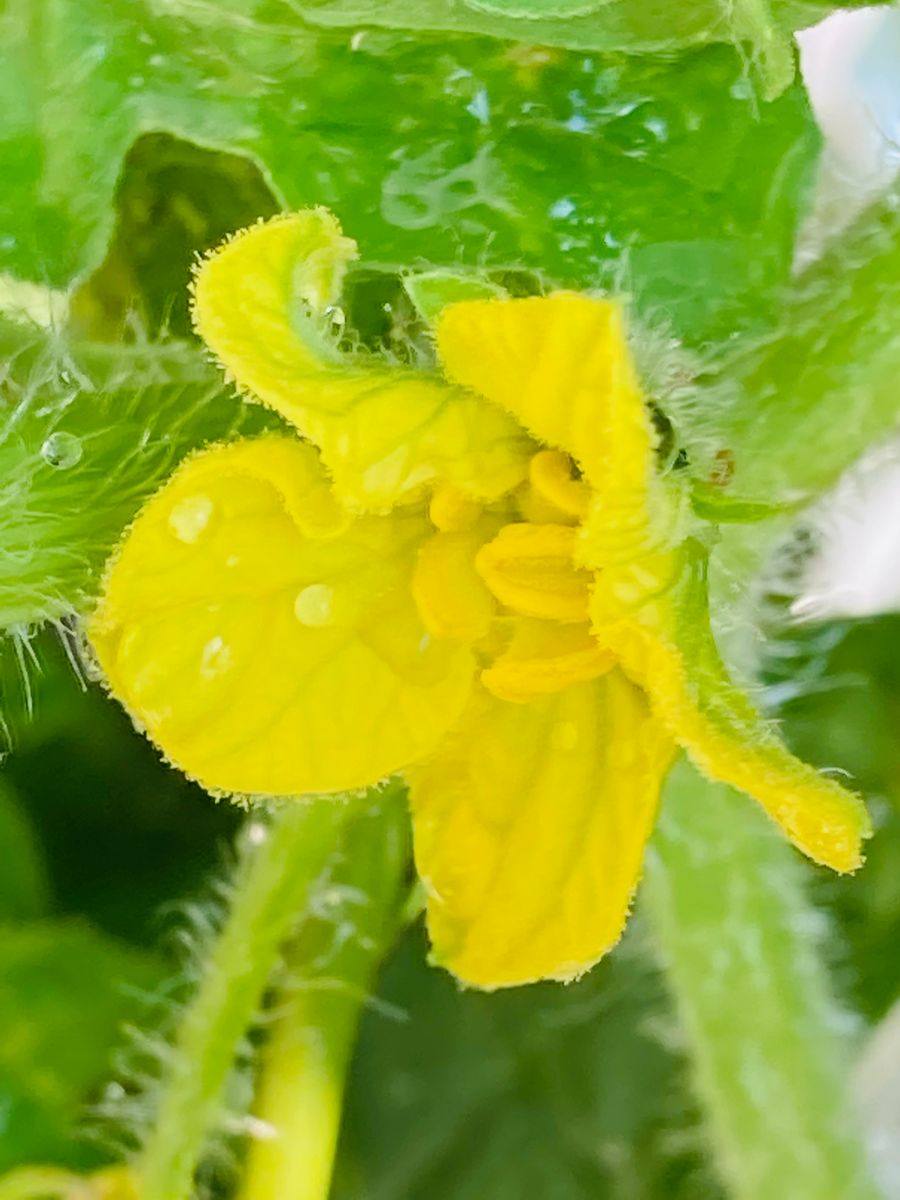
left=246, top=821, right=269, bottom=846
left=552, top=721, right=579, bottom=752
left=466, top=87, right=490, bottom=125
left=200, top=636, right=232, bottom=679
left=168, top=495, right=214, bottom=543
left=41, top=431, right=82, bottom=469
left=643, top=115, right=669, bottom=142
left=565, top=114, right=590, bottom=133
left=324, top=304, right=345, bottom=335
left=549, top=197, right=576, bottom=220
left=294, top=584, right=335, bottom=627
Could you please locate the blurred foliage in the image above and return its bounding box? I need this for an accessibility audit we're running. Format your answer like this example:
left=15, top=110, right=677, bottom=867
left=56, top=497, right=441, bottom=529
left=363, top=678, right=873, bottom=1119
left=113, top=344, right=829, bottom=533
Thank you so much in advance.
left=0, top=920, right=161, bottom=1175
left=764, top=614, right=900, bottom=1024
left=0, top=629, right=239, bottom=1177
left=335, top=929, right=719, bottom=1200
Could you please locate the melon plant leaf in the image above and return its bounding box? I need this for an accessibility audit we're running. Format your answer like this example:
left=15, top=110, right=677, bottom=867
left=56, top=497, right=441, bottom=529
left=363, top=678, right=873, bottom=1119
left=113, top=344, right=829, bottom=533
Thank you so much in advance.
left=5, top=0, right=821, bottom=345
left=0, top=780, right=50, bottom=920
left=333, top=929, right=718, bottom=1200
left=296, top=0, right=889, bottom=57
left=0, top=920, right=162, bottom=1173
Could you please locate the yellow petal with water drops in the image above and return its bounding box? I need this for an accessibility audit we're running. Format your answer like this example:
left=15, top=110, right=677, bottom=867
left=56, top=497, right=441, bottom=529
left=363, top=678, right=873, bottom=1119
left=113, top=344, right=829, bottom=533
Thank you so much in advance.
left=192, top=210, right=530, bottom=512
left=89, top=435, right=475, bottom=796
left=591, top=542, right=871, bottom=873
left=436, top=291, right=651, bottom=491
left=475, top=522, right=592, bottom=623
left=408, top=674, right=675, bottom=989
left=481, top=618, right=614, bottom=703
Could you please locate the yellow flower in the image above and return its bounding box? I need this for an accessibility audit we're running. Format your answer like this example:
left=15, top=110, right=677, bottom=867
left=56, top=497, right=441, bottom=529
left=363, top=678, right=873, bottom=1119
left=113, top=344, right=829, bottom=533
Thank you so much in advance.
left=88, top=210, right=870, bottom=990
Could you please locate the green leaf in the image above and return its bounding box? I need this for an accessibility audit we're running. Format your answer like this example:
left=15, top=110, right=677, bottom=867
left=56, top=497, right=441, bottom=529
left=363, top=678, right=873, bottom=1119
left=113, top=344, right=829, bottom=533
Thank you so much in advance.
left=334, top=928, right=719, bottom=1200
left=0, top=920, right=162, bottom=1172
left=0, top=781, right=50, bottom=920
left=465, top=0, right=608, bottom=14
left=1, top=4, right=821, bottom=345
left=296, top=0, right=888, bottom=57
left=404, top=270, right=507, bottom=324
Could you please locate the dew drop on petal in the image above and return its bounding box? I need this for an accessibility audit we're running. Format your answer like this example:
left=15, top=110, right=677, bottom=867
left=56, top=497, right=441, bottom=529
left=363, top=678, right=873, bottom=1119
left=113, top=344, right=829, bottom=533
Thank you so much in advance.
left=41, top=431, right=83, bottom=469
left=294, top=583, right=335, bottom=627
left=200, top=635, right=232, bottom=678
left=168, top=495, right=214, bottom=543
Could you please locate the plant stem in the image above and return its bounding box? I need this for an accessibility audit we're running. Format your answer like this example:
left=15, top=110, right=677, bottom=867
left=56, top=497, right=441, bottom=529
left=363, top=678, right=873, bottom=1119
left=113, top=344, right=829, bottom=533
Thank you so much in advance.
left=138, top=797, right=354, bottom=1200
left=239, top=788, right=409, bottom=1200
left=644, top=758, right=882, bottom=1200
left=0, top=319, right=273, bottom=629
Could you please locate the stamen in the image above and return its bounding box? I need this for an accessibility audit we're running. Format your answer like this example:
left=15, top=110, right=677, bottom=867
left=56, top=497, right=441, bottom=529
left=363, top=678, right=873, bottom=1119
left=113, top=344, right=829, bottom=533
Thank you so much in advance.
left=429, top=483, right=482, bottom=532
left=475, top=523, right=592, bottom=623
left=529, top=450, right=590, bottom=520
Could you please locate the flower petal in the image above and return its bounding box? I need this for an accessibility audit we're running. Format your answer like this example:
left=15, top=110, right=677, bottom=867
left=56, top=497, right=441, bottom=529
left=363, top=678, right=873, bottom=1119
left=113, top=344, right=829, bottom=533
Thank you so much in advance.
left=191, top=210, right=529, bottom=511
left=436, top=292, right=651, bottom=494
left=408, top=674, right=674, bottom=989
left=89, top=435, right=475, bottom=796
left=590, top=541, right=871, bottom=872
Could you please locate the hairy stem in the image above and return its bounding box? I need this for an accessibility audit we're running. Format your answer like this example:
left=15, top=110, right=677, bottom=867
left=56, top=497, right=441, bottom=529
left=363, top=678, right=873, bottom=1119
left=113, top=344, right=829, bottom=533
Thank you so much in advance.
left=693, top=189, right=900, bottom=515
left=239, top=788, right=409, bottom=1200
left=644, top=758, right=881, bottom=1200
left=0, top=319, right=273, bottom=629
left=138, top=797, right=355, bottom=1200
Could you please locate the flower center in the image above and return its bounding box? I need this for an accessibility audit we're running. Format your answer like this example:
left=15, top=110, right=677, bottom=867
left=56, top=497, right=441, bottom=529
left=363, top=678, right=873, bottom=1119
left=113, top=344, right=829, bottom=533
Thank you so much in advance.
left=413, top=451, right=615, bottom=704
left=474, top=522, right=591, bottom=623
